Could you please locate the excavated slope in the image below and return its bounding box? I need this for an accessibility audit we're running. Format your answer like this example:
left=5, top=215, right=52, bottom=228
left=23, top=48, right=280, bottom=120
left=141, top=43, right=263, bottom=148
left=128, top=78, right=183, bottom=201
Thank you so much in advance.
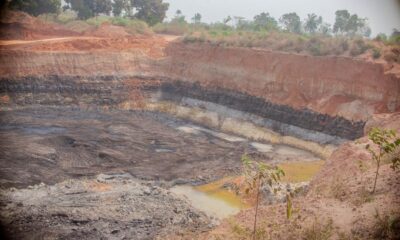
left=158, top=42, right=400, bottom=121
left=1, top=38, right=399, bottom=140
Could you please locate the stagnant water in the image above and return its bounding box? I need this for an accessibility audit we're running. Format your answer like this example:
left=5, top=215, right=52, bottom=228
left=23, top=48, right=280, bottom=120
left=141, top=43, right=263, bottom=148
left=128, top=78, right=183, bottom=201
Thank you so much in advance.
left=170, top=159, right=323, bottom=220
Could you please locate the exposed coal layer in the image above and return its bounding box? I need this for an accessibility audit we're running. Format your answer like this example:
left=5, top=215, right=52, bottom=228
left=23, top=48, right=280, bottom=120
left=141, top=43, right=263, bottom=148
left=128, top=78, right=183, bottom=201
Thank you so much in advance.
left=0, top=76, right=365, bottom=140
left=0, top=75, right=159, bottom=107
left=161, top=81, right=365, bottom=140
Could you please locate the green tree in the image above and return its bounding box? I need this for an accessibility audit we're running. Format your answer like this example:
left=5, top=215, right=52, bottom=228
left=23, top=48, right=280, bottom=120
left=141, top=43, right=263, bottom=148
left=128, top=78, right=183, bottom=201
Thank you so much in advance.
left=93, top=0, right=112, bottom=16
left=65, top=0, right=91, bottom=19
left=223, top=15, right=232, bottom=25
left=192, top=13, right=202, bottom=24
left=279, top=12, right=302, bottom=34
left=131, top=0, right=169, bottom=26
left=253, top=12, right=278, bottom=31
left=319, top=22, right=332, bottom=36
left=242, top=155, right=285, bottom=240
left=9, top=0, right=61, bottom=16
left=304, top=13, right=322, bottom=34
left=333, top=10, right=350, bottom=34
left=171, top=9, right=186, bottom=23
left=333, top=10, right=370, bottom=37
left=112, top=0, right=125, bottom=17
left=365, top=128, right=400, bottom=194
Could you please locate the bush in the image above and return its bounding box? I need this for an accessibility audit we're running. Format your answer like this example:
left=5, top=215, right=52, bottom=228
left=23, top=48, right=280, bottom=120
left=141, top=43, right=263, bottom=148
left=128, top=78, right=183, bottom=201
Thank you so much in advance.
left=373, top=211, right=400, bottom=240
left=372, top=48, right=381, bottom=59
left=56, top=10, right=77, bottom=24
left=302, top=219, right=334, bottom=240
left=85, top=16, right=113, bottom=26
left=111, top=18, right=151, bottom=35
left=350, top=39, right=370, bottom=56
left=153, top=22, right=189, bottom=35
left=375, top=33, right=388, bottom=42
left=64, top=20, right=92, bottom=33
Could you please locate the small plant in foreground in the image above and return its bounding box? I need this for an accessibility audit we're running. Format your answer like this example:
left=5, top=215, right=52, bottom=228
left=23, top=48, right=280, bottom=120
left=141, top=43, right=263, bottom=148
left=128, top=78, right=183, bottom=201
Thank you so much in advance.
left=365, top=128, right=400, bottom=193
left=242, top=155, right=285, bottom=240
left=302, top=218, right=334, bottom=240
left=373, top=210, right=400, bottom=240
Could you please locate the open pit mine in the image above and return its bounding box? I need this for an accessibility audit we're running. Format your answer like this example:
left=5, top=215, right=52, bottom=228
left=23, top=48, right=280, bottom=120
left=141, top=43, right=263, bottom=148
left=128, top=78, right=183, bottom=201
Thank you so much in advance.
left=0, top=11, right=399, bottom=240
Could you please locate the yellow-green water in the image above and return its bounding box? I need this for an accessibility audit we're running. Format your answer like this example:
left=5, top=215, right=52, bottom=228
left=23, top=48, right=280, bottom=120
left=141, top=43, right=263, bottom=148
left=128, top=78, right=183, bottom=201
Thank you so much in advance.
left=278, top=160, right=325, bottom=183
left=171, top=161, right=324, bottom=219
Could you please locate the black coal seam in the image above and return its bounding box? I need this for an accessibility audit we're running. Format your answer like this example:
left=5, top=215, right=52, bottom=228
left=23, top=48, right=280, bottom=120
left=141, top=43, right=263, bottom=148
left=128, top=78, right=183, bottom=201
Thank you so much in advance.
left=160, top=81, right=365, bottom=140
left=0, top=75, right=366, bottom=139
left=0, top=75, right=160, bottom=94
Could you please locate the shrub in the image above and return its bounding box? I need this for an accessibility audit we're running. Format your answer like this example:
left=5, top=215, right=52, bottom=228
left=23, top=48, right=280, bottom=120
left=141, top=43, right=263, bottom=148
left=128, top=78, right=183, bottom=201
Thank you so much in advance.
left=56, top=10, right=77, bottom=24
left=375, top=33, right=388, bottom=42
left=350, top=39, right=370, bottom=56
left=373, top=211, right=400, bottom=240
left=86, top=16, right=112, bottom=26
left=112, top=18, right=151, bottom=35
left=365, top=128, right=400, bottom=193
left=241, top=155, right=285, bottom=240
left=302, top=218, right=334, bottom=240
left=153, top=22, right=189, bottom=35
left=372, top=48, right=381, bottom=59
left=64, top=20, right=92, bottom=33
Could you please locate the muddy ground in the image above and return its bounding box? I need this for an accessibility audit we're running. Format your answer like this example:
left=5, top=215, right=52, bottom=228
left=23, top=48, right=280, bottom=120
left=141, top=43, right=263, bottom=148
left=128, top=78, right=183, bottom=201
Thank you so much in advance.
left=0, top=106, right=321, bottom=239
left=0, top=106, right=249, bottom=188
left=0, top=106, right=319, bottom=189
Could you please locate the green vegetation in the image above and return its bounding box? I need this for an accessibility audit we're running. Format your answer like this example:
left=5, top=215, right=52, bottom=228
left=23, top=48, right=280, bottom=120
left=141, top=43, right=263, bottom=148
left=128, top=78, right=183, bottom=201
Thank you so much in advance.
left=242, top=155, right=285, bottom=240
left=132, top=0, right=169, bottom=26
left=373, top=211, right=400, bottom=240
left=279, top=12, right=301, bottom=34
left=8, top=0, right=61, bottom=16
left=333, top=10, right=371, bottom=37
left=6, top=0, right=169, bottom=26
left=365, top=128, right=400, bottom=194
left=64, top=0, right=112, bottom=20
left=6, top=2, right=400, bottom=60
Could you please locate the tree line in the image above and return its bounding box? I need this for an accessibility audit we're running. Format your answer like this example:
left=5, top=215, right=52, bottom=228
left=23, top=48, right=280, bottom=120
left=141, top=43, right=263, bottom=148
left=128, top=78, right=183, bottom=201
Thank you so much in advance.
left=6, top=0, right=169, bottom=26
left=172, top=10, right=371, bottom=37
left=5, top=0, right=385, bottom=37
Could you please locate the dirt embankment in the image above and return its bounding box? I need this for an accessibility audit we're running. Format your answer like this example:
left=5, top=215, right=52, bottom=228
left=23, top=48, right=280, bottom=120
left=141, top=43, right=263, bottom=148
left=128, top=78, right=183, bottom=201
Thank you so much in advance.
left=1, top=40, right=399, bottom=122
left=0, top=11, right=78, bottom=40
left=158, top=42, right=400, bottom=121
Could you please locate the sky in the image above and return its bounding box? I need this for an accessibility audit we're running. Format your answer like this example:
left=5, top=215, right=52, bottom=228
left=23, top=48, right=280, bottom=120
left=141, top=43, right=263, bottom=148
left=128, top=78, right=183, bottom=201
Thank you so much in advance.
left=163, top=0, right=400, bottom=36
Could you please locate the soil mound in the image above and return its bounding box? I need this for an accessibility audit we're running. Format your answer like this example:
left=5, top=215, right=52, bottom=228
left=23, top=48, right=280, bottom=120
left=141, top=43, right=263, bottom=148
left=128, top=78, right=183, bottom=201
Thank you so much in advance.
left=84, top=22, right=131, bottom=38
left=0, top=11, right=78, bottom=40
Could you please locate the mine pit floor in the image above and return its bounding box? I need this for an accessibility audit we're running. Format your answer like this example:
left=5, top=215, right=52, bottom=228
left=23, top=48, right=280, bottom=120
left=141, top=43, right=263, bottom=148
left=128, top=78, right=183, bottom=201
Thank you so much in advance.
left=0, top=106, right=321, bottom=189
left=0, top=106, right=323, bottom=239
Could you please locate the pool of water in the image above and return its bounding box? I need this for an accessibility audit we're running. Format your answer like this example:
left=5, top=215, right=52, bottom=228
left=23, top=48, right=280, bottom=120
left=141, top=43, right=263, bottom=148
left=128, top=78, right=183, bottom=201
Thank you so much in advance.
left=171, top=160, right=325, bottom=219
left=170, top=185, right=244, bottom=219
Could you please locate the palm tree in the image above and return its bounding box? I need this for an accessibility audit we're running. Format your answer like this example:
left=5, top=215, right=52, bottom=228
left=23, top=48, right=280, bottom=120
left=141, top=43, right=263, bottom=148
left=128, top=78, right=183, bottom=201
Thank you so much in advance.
left=304, top=13, right=322, bottom=34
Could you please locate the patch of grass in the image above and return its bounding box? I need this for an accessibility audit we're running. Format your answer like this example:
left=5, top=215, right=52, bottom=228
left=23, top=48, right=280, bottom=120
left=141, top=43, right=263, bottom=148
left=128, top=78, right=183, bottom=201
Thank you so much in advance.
left=353, top=186, right=374, bottom=206
left=153, top=22, right=189, bottom=35
left=85, top=16, right=113, bottom=26
left=229, top=220, right=269, bottom=240
left=302, top=218, right=334, bottom=240
left=330, top=178, right=347, bottom=201
left=111, top=17, right=151, bottom=35
left=373, top=211, right=400, bottom=240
